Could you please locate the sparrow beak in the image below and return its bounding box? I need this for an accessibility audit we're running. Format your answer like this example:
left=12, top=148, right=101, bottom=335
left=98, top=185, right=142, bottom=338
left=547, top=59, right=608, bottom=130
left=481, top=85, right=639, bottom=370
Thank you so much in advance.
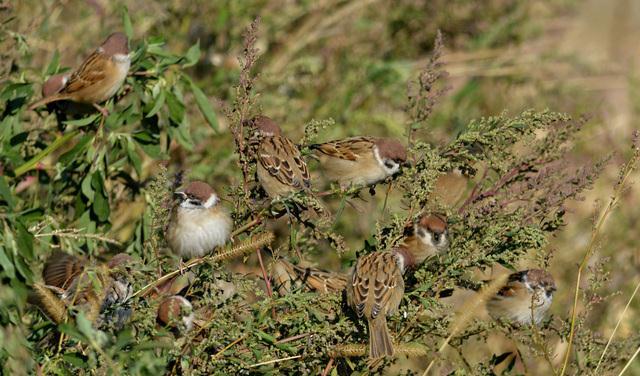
left=173, top=191, right=187, bottom=201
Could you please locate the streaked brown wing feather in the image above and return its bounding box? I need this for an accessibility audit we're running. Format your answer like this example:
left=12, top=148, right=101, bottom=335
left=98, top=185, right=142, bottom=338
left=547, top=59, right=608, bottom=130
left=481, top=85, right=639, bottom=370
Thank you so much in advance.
left=313, top=137, right=375, bottom=161
left=351, top=252, right=401, bottom=320
left=43, top=252, right=86, bottom=289
left=259, top=136, right=307, bottom=188
left=62, top=51, right=108, bottom=94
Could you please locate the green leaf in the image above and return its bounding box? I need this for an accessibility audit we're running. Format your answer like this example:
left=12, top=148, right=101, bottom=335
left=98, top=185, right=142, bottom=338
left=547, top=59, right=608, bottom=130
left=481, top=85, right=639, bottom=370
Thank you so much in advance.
left=166, top=90, right=185, bottom=124
left=62, top=353, right=87, bottom=369
left=0, top=176, right=15, bottom=209
left=122, top=7, right=134, bottom=40
left=188, top=78, right=218, bottom=132
left=182, top=41, right=200, bottom=67
left=0, top=247, right=15, bottom=279
left=14, top=130, right=79, bottom=177
left=93, top=190, right=110, bottom=222
left=59, top=134, right=93, bottom=165
left=63, top=114, right=100, bottom=127
left=81, top=174, right=95, bottom=201
left=146, top=90, right=165, bottom=118
left=45, top=50, right=61, bottom=76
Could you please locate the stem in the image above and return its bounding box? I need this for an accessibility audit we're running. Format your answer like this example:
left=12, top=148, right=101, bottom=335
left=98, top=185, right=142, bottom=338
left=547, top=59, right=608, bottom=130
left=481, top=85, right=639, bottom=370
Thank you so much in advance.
left=559, top=150, right=638, bottom=376
left=14, top=130, right=79, bottom=176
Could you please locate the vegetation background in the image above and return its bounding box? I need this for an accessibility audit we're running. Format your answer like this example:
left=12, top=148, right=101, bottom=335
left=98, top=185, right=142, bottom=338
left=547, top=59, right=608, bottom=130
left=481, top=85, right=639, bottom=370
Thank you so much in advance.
left=1, top=0, right=639, bottom=374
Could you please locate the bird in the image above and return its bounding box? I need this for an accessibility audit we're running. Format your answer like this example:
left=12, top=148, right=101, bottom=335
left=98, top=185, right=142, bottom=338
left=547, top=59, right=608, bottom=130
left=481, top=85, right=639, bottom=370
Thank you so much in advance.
left=166, top=180, right=232, bottom=259
left=41, top=73, right=70, bottom=98
left=310, top=136, right=408, bottom=188
left=28, top=32, right=130, bottom=116
left=400, top=213, right=449, bottom=265
left=433, top=168, right=469, bottom=207
left=272, top=259, right=348, bottom=295
left=31, top=251, right=134, bottom=330
left=157, top=295, right=195, bottom=333
left=486, top=269, right=556, bottom=325
left=246, top=116, right=311, bottom=198
left=346, top=249, right=407, bottom=359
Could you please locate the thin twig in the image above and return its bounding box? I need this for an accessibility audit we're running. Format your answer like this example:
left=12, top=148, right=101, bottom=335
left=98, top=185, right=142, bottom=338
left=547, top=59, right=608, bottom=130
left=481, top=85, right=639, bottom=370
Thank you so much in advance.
left=617, top=345, right=640, bottom=376
left=594, top=278, right=640, bottom=373
left=559, top=147, right=638, bottom=376
left=247, top=355, right=302, bottom=368
left=321, top=358, right=334, bottom=376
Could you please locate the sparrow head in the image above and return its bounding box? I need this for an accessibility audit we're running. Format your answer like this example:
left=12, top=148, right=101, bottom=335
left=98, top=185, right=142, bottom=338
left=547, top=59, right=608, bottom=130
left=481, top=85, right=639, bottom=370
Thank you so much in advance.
left=42, top=73, right=69, bottom=97
left=157, top=295, right=194, bottom=333
left=374, top=138, right=408, bottom=175
left=100, top=32, right=129, bottom=58
left=246, top=115, right=282, bottom=137
left=415, top=213, right=449, bottom=253
left=516, top=269, right=556, bottom=299
left=174, top=181, right=219, bottom=209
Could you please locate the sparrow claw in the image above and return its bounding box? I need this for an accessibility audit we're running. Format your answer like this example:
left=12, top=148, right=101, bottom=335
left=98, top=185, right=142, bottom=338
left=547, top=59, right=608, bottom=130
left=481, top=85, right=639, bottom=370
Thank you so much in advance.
left=92, top=103, right=110, bottom=118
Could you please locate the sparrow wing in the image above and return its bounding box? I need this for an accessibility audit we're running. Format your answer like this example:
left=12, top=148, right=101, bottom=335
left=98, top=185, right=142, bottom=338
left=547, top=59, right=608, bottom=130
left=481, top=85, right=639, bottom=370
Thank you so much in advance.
left=259, top=136, right=310, bottom=188
left=350, top=252, right=403, bottom=319
left=62, top=50, right=109, bottom=94
left=311, top=136, right=376, bottom=161
left=43, top=252, right=87, bottom=289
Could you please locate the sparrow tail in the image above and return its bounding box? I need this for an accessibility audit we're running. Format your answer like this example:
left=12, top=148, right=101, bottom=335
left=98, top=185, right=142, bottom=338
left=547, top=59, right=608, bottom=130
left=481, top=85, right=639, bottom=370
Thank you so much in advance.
left=368, top=317, right=394, bottom=359
left=28, top=93, right=72, bottom=111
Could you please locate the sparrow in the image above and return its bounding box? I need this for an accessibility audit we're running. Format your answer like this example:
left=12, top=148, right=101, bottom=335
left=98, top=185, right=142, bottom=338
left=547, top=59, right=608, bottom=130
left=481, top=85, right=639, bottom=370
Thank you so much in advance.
left=246, top=116, right=311, bottom=198
left=29, top=32, right=130, bottom=115
left=272, top=259, right=348, bottom=295
left=486, top=269, right=556, bottom=325
left=310, top=136, right=408, bottom=188
left=347, top=248, right=413, bottom=359
left=32, top=252, right=134, bottom=329
left=400, top=213, right=449, bottom=265
left=433, top=168, right=469, bottom=207
left=157, top=295, right=195, bottom=333
left=166, top=180, right=232, bottom=259
left=41, top=73, right=69, bottom=98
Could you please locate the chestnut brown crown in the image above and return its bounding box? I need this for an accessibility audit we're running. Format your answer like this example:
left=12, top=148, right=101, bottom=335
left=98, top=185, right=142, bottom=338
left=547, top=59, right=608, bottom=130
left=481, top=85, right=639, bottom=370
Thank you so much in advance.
left=375, top=138, right=407, bottom=162
left=521, top=269, right=556, bottom=291
left=182, top=181, right=216, bottom=202
left=101, top=32, right=129, bottom=56
left=247, top=115, right=282, bottom=136
left=418, top=213, right=447, bottom=234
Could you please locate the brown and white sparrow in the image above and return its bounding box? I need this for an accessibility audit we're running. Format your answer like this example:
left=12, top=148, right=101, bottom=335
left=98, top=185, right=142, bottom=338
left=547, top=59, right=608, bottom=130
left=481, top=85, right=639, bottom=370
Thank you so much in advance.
left=272, top=259, right=348, bottom=295
left=347, top=249, right=412, bottom=359
left=166, top=181, right=232, bottom=259
left=246, top=116, right=311, bottom=198
left=433, top=168, right=469, bottom=207
left=29, top=32, right=130, bottom=114
left=157, top=295, right=195, bottom=333
left=310, top=136, right=408, bottom=188
left=401, top=213, right=449, bottom=264
left=32, top=252, right=134, bottom=329
left=486, top=269, right=556, bottom=325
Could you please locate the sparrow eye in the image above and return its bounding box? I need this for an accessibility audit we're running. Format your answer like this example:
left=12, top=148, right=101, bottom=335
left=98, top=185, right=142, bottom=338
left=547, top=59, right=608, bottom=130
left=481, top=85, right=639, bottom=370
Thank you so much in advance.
left=433, top=233, right=441, bottom=242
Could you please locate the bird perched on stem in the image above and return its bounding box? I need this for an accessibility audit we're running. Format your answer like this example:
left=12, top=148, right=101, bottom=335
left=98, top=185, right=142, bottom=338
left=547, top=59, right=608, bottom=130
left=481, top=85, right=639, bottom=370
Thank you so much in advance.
left=166, top=181, right=232, bottom=259
left=346, top=214, right=448, bottom=359
left=310, top=136, right=408, bottom=189
left=246, top=116, right=311, bottom=198
left=401, top=213, right=449, bottom=264
left=486, top=269, right=556, bottom=325
left=29, top=32, right=130, bottom=116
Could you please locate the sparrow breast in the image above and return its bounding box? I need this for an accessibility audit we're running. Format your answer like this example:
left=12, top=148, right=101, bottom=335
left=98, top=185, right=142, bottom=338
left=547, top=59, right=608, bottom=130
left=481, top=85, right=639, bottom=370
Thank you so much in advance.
left=167, top=207, right=232, bottom=259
